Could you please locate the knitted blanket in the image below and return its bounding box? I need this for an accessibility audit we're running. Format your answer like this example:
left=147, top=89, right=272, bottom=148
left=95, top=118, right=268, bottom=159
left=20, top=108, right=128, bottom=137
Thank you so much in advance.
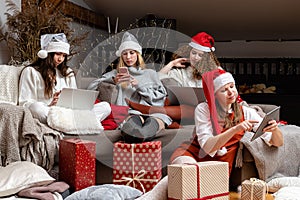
left=237, top=125, right=300, bottom=182
left=0, top=103, right=62, bottom=171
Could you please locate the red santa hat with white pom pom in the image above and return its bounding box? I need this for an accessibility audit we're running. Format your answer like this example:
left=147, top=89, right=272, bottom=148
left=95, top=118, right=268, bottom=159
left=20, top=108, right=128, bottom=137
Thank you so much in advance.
left=189, top=32, right=216, bottom=52
left=37, top=33, right=70, bottom=59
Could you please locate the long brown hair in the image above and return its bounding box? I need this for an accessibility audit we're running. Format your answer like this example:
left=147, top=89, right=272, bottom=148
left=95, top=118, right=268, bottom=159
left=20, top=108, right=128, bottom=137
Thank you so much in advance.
left=216, top=100, right=243, bottom=130
left=22, top=52, right=74, bottom=98
left=193, top=52, right=220, bottom=80
left=171, top=45, right=221, bottom=80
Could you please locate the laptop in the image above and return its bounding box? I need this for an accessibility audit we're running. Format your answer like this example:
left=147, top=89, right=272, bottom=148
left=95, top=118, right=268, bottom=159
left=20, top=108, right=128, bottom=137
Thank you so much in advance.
left=251, top=106, right=280, bottom=141
left=166, top=86, right=206, bottom=106
left=57, top=88, right=99, bottom=110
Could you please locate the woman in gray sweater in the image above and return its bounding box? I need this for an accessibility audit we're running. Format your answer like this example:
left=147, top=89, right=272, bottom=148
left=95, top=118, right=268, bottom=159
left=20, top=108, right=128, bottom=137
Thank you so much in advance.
left=88, top=32, right=172, bottom=143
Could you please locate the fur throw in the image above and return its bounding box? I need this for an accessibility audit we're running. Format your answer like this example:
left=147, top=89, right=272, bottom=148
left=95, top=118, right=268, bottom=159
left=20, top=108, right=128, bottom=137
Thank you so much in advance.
left=47, top=106, right=104, bottom=134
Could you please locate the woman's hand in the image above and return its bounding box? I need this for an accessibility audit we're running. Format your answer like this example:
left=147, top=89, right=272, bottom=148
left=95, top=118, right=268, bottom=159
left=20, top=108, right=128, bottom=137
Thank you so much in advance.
left=264, top=119, right=284, bottom=147
left=114, top=72, right=131, bottom=84
left=129, top=75, right=138, bottom=87
left=263, top=119, right=278, bottom=132
left=171, top=58, right=190, bottom=68
left=49, top=90, right=61, bottom=106
left=159, top=57, right=189, bottom=74
left=236, top=120, right=259, bottom=132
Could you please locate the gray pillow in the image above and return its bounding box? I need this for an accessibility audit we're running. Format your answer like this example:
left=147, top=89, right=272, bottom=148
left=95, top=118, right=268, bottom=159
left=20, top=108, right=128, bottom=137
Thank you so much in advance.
left=65, top=184, right=143, bottom=200
left=97, top=82, right=118, bottom=104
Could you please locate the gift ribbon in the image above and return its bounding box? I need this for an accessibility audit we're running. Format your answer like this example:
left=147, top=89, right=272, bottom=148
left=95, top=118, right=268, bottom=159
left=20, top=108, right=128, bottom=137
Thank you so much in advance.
left=182, top=163, right=229, bottom=200
left=249, top=178, right=269, bottom=200
left=114, top=143, right=160, bottom=193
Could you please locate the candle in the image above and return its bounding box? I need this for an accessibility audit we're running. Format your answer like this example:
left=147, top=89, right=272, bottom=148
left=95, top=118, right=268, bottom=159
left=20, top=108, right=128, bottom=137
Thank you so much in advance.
left=115, top=17, right=119, bottom=34
left=107, top=17, right=111, bottom=34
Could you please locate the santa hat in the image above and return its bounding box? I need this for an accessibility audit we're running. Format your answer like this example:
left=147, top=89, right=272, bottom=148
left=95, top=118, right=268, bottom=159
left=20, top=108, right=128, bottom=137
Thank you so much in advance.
left=189, top=32, right=215, bottom=52
left=116, top=32, right=142, bottom=57
left=202, top=69, right=235, bottom=135
left=37, top=33, right=70, bottom=59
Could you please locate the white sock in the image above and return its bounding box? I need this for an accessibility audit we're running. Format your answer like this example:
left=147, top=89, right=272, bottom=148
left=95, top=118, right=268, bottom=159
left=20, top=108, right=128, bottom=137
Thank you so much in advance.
left=92, top=101, right=111, bottom=122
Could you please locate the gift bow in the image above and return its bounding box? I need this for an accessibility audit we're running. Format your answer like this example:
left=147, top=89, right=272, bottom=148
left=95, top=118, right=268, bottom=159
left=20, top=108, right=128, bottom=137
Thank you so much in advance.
left=249, top=178, right=269, bottom=200
left=114, top=143, right=160, bottom=193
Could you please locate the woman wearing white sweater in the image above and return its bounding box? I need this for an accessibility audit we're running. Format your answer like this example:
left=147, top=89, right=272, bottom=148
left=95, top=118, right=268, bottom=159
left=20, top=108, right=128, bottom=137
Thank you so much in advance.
left=19, top=33, right=111, bottom=124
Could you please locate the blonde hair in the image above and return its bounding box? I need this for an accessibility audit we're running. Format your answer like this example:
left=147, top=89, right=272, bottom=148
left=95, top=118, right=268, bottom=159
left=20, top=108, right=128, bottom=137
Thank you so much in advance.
left=117, top=51, right=146, bottom=71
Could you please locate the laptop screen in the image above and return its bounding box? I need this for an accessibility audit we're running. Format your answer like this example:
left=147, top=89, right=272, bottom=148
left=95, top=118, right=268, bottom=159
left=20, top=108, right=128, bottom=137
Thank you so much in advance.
left=57, top=88, right=99, bottom=110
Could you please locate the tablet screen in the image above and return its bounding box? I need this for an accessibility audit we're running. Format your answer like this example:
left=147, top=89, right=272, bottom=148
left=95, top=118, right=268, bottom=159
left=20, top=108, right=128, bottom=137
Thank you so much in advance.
left=251, top=106, right=280, bottom=141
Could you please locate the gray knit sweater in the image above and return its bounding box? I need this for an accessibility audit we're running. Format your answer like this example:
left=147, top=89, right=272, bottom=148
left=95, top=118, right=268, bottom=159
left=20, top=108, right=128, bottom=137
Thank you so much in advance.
left=87, top=67, right=172, bottom=125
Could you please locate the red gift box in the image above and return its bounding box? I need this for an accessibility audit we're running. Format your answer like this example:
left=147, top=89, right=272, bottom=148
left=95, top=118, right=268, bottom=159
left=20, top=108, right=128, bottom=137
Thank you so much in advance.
left=59, top=138, right=96, bottom=191
left=113, top=141, right=162, bottom=193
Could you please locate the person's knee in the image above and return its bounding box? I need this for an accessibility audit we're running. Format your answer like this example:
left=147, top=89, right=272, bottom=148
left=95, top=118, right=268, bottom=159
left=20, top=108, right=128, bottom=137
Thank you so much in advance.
left=29, top=102, right=49, bottom=123
left=93, top=101, right=112, bottom=120
left=172, top=156, right=197, bottom=165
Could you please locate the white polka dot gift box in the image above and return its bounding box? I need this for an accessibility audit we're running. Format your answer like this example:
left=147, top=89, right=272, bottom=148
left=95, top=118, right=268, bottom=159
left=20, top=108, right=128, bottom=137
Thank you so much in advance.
left=113, top=141, right=162, bottom=193
left=168, top=161, right=229, bottom=200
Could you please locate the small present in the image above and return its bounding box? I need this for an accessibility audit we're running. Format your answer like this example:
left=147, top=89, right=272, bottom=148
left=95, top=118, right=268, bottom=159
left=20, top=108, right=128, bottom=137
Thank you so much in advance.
left=168, top=161, right=229, bottom=200
left=113, top=141, right=162, bottom=193
left=59, top=138, right=96, bottom=191
left=241, top=178, right=267, bottom=200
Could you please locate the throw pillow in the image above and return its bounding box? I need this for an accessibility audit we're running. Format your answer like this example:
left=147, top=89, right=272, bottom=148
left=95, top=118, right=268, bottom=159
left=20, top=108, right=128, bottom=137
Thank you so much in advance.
left=267, top=177, right=300, bottom=192
left=94, top=99, right=129, bottom=130
left=272, top=186, right=300, bottom=200
left=97, top=81, right=118, bottom=103
left=65, top=184, right=142, bottom=200
left=0, top=161, right=55, bottom=197
left=0, top=65, right=24, bottom=105
left=47, top=106, right=104, bottom=134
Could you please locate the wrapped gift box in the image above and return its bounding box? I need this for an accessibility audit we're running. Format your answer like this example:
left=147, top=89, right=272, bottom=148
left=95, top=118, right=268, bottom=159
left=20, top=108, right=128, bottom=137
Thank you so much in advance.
left=168, top=161, right=229, bottom=200
left=113, top=141, right=162, bottom=193
left=241, top=178, right=267, bottom=200
left=59, top=138, right=96, bottom=191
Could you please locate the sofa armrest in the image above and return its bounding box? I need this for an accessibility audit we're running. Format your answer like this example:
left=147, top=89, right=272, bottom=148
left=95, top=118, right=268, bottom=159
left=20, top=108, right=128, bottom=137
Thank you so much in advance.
left=250, top=103, right=280, bottom=121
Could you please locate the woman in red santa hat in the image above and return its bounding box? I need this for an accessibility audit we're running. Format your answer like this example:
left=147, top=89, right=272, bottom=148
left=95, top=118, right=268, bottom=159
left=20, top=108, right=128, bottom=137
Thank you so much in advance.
left=159, top=31, right=220, bottom=87
left=135, top=69, right=283, bottom=200
left=127, top=32, right=222, bottom=127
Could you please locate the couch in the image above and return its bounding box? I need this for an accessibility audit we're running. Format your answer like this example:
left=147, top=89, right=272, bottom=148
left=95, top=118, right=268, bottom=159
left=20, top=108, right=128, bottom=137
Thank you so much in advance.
left=1, top=64, right=294, bottom=190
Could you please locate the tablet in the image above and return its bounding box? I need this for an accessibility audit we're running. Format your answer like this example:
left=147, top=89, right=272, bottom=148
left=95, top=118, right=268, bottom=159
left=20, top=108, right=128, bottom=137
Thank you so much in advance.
left=251, top=106, right=280, bottom=141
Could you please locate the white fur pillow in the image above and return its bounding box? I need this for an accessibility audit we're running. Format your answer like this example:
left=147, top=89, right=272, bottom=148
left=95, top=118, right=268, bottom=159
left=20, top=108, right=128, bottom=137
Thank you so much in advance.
left=0, top=161, right=55, bottom=197
left=272, top=186, right=300, bottom=200
left=267, top=177, right=300, bottom=192
left=47, top=106, right=104, bottom=134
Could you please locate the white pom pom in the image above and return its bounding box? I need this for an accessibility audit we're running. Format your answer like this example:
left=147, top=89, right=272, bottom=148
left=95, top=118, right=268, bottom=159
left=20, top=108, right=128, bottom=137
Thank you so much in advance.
left=211, top=47, right=216, bottom=52
left=37, top=50, right=48, bottom=59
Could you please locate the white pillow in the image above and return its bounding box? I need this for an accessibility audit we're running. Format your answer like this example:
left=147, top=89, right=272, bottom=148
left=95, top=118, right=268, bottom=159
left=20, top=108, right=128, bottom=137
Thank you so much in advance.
left=0, top=161, right=55, bottom=197
left=65, top=184, right=142, bottom=200
left=267, top=177, right=300, bottom=192
left=47, top=106, right=104, bottom=134
left=273, top=186, right=300, bottom=200
left=0, top=65, right=24, bottom=105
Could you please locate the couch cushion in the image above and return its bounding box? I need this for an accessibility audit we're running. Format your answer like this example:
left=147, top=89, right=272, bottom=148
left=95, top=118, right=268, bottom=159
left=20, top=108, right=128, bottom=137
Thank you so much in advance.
left=0, top=65, right=24, bottom=105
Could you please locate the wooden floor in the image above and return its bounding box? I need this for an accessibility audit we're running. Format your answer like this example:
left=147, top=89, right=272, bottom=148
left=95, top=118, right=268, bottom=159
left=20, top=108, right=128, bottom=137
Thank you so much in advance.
left=230, top=192, right=274, bottom=200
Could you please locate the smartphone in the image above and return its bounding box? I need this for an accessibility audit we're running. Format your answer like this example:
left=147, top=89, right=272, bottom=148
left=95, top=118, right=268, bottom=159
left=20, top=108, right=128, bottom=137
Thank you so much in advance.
left=119, top=67, right=129, bottom=74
